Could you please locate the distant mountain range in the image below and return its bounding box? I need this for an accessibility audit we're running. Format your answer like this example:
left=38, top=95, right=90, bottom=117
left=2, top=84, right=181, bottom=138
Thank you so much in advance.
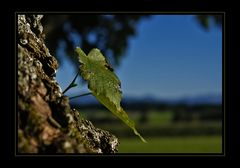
left=70, top=93, right=222, bottom=106
left=156, top=94, right=222, bottom=105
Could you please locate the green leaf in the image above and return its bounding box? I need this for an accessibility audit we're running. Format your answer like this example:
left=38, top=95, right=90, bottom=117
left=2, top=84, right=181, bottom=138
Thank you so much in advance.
left=76, top=47, right=146, bottom=143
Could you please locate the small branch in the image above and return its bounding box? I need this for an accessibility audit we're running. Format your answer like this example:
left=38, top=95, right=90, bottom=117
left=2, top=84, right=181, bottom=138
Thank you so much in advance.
left=69, top=92, right=92, bottom=100
left=62, top=71, right=79, bottom=94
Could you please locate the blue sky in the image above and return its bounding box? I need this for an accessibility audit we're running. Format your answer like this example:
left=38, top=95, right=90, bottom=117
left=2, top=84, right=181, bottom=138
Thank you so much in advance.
left=56, top=15, right=222, bottom=99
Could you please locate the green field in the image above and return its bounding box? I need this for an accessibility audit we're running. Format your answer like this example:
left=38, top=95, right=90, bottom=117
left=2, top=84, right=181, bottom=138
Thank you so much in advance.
left=118, top=136, right=222, bottom=153
left=79, top=109, right=222, bottom=153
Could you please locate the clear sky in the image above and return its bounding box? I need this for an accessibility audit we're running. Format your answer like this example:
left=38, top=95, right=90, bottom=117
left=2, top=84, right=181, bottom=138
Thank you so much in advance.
left=56, top=15, right=222, bottom=99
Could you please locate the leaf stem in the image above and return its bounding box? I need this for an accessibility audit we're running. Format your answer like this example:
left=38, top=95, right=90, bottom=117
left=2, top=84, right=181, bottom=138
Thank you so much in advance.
left=69, top=92, right=92, bottom=99
left=62, top=71, right=79, bottom=94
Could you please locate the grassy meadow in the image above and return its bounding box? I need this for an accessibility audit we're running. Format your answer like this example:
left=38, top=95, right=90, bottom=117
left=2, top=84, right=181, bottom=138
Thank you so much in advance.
left=118, top=136, right=222, bottom=153
left=78, top=108, right=223, bottom=154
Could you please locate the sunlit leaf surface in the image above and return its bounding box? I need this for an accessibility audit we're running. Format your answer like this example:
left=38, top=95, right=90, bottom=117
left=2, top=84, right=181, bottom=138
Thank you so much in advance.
left=76, top=47, right=146, bottom=142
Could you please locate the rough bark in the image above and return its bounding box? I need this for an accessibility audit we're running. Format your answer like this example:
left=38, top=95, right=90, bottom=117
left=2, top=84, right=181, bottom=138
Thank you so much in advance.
left=17, top=14, right=119, bottom=153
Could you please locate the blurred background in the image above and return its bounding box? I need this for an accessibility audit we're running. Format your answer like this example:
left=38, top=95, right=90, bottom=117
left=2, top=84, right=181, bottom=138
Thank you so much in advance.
left=42, top=14, right=222, bottom=153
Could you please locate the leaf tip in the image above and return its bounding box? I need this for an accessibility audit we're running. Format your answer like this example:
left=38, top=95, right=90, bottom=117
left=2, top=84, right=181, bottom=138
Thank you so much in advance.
left=133, top=129, right=147, bottom=143
left=75, top=46, right=80, bottom=52
left=75, top=47, right=86, bottom=56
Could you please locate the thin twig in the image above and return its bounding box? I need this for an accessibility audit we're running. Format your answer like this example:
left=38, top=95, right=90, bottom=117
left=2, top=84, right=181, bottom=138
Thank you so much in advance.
left=62, top=71, right=79, bottom=94
left=69, top=92, right=92, bottom=99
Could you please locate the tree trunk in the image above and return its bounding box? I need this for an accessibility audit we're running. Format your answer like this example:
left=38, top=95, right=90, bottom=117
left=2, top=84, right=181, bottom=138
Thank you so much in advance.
left=17, top=14, right=119, bottom=153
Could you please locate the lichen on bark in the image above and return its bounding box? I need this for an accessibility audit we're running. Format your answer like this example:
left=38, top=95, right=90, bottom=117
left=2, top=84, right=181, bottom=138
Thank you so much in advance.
left=17, top=14, right=119, bottom=153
